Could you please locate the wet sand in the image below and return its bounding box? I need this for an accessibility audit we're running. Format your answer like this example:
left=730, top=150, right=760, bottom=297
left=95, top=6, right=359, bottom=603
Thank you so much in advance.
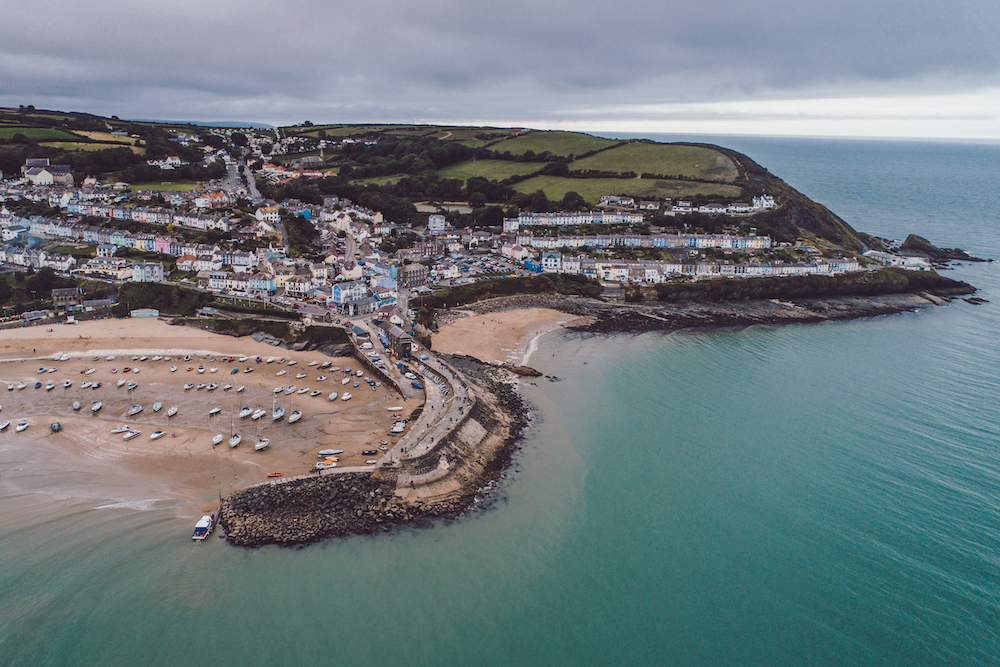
left=433, top=308, right=585, bottom=365
left=0, top=319, right=420, bottom=511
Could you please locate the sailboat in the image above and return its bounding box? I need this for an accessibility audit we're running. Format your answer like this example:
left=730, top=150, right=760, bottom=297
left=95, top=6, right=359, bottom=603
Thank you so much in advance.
left=153, top=401, right=162, bottom=412
left=166, top=387, right=177, bottom=417
left=254, top=420, right=269, bottom=451
left=91, top=400, right=102, bottom=413
left=127, top=387, right=142, bottom=416
left=271, top=393, right=284, bottom=422
left=228, top=407, right=241, bottom=448
left=288, top=394, right=302, bottom=424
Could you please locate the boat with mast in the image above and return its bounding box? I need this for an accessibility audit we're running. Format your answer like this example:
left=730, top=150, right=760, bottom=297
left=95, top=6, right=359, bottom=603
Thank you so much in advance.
left=271, top=393, right=284, bottom=421
left=288, top=393, right=302, bottom=424
left=228, top=407, right=241, bottom=448
left=254, top=419, right=269, bottom=451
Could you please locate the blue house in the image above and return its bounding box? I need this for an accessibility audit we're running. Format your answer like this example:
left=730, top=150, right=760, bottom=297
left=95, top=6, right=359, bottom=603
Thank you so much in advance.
left=524, top=258, right=543, bottom=273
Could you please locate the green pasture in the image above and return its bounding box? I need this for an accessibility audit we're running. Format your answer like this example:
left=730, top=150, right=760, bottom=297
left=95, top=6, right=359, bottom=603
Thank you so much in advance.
left=569, top=142, right=739, bottom=182
left=487, top=131, right=620, bottom=157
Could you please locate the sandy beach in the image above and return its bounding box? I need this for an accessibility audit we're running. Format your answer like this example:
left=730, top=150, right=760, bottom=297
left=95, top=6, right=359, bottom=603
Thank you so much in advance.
left=433, top=308, right=585, bottom=365
left=0, top=318, right=420, bottom=512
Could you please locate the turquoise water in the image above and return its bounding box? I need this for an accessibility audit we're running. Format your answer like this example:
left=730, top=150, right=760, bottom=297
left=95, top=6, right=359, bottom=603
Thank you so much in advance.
left=2, top=138, right=999, bottom=666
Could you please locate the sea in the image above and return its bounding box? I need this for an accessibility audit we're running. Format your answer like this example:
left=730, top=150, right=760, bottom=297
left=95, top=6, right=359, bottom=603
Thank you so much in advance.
left=1, top=136, right=999, bottom=666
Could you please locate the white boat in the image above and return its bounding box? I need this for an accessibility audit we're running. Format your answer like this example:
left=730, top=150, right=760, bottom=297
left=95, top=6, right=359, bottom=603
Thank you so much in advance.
left=356, top=370, right=364, bottom=377
left=128, top=405, right=143, bottom=416
left=91, top=401, right=103, bottom=413
left=222, top=384, right=232, bottom=391
left=212, top=434, right=224, bottom=445
left=317, top=376, right=326, bottom=381
left=251, top=409, right=266, bottom=421
left=318, top=449, right=344, bottom=456
left=111, top=425, right=130, bottom=434
left=192, top=514, right=214, bottom=540
left=170, top=366, right=177, bottom=372
left=117, top=379, right=126, bottom=387
left=239, top=406, right=252, bottom=419
left=236, top=385, right=245, bottom=393
left=308, top=360, right=318, bottom=367
left=210, top=367, right=218, bottom=374
left=166, top=406, right=177, bottom=417
left=59, top=354, right=71, bottom=361
left=153, top=402, right=163, bottom=412
left=328, top=392, right=338, bottom=401
left=82, top=382, right=92, bottom=389
left=386, top=406, right=404, bottom=411
left=183, top=383, right=194, bottom=390
left=285, top=386, right=295, bottom=395
left=296, top=373, right=307, bottom=379
left=150, top=430, right=166, bottom=440
left=276, top=370, right=287, bottom=376
left=390, top=422, right=405, bottom=434
left=92, top=382, right=102, bottom=389
left=209, top=407, right=222, bottom=416
left=123, top=430, right=141, bottom=441
left=266, top=357, right=274, bottom=364
left=197, top=367, right=205, bottom=374
left=310, top=390, right=321, bottom=397
left=0, top=421, right=9, bottom=431
left=139, top=356, right=148, bottom=362
left=16, top=382, right=26, bottom=390
left=272, top=406, right=284, bottom=421
left=64, top=380, right=74, bottom=388
left=152, top=356, right=162, bottom=362
left=132, top=368, right=139, bottom=373
left=365, top=459, right=379, bottom=465
left=239, top=356, right=248, bottom=362
left=341, top=393, right=352, bottom=401
left=229, top=433, right=241, bottom=448
left=342, top=377, right=350, bottom=385
left=196, top=383, right=206, bottom=390
left=48, top=368, right=57, bottom=373
left=254, top=438, right=270, bottom=451
left=273, top=387, right=282, bottom=394
left=127, top=382, right=138, bottom=390
left=287, top=360, right=297, bottom=366
left=72, top=401, right=82, bottom=411
left=84, top=368, right=96, bottom=375
left=46, top=382, right=55, bottom=391
left=315, top=461, right=337, bottom=470
left=288, top=410, right=302, bottom=424
left=206, top=383, right=217, bottom=391
left=106, top=355, right=116, bottom=361
left=297, top=388, right=308, bottom=395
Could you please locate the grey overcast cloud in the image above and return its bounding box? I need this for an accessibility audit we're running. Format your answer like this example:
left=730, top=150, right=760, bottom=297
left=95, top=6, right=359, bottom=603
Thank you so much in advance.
left=2, top=0, right=999, bottom=137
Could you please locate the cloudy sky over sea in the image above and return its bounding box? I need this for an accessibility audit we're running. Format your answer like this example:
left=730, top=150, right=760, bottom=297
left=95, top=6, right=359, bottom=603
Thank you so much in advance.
left=3, top=0, right=999, bottom=137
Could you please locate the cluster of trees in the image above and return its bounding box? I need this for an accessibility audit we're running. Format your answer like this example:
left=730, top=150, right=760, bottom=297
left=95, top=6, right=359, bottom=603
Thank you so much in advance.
left=282, top=211, right=322, bottom=258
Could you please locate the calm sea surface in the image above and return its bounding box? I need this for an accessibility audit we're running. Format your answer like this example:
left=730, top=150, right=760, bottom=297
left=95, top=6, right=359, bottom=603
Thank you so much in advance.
left=1, top=137, right=999, bottom=666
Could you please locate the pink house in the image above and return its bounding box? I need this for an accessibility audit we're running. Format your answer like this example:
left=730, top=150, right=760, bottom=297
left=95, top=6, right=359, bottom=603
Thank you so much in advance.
left=153, top=236, right=171, bottom=254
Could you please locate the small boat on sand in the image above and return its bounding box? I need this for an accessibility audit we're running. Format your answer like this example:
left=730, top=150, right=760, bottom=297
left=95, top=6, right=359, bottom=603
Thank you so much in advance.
left=111, top=425, right=130, bottom=434
left=17, top=382, right=26, bottom=390
left=296, top=373, right=307, bottom=379
left=153, top=402, right=163, bottom=412
left=229, top=433, right=241, bottom=448
left=91, top=401, right=102, bottom=413
left=209, top=407, right=221, bottom=416
left=328, top=392, right=338, bottom=401
left=46, top=382, right=55, bottom=391
left=341, top=392, right=352, bottom=401
left=73, top=401, right=82, bottom=411
left=318, top=449, right=344, bottom=456
left=128, top=405, right=143, bottom=416
left=150, top=431, right=166, bottom=440
left=212, top=434, right=224, bottom=445
left=117, top=379, right=126, bottom=387
left=254, top=438, right=270, bottom=451
left=123, top=430, right=141, bottom=441
left=310, top=390, right=321, bottom=397
left=276, top=370, right=287, bottom=377
left=184, top=383, right=194, bottom=390
left=266, top=472, right=283, bottom=478
left=167, top=406, right=178, bottom=417
left=239, top=406, right=252, bottom=419
left=289, top=410, right=302, bottom=424
left=251, top=409, right=266, bottom=421
left=0, top=421, right=9, bottom=431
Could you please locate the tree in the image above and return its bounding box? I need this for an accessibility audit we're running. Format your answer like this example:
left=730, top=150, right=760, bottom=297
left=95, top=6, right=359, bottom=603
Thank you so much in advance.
left=469, top=192, right=487, bottom=207
left=232, top=133, right=248, bottom=147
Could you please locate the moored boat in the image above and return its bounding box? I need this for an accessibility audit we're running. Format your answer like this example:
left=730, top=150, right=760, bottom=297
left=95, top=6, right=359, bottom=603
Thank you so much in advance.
left=272, top=406, right=284, bottom=421
left=288, top=410, right=302, bottom=424
left=254, top=438, right=270, bottom=451
left=166, top=406, right=178, bottom=417
left=72, top=401, right=82, bottom=411
left=328, top=391, right=338, bottom=401
left=0, top=420, right=8, bottom=431
left=209, top=407, right=221, bottom=416
left=91, top=401, right=102, bottom=413
left=229, top=433, right=241, bottom=448
left=318, top=449, right=344, bottom=456
left=266, top=472, right=282, bottom=477
left=212, top=434, right=224, bottom=445
left=123, top=430, right=141, bottom=440
left=153, top=402, right=163, bottom=412
left=341, top=392, right=352, bottom=401
left=150, top=430, right=166, bottom=440
left=251, top=409, right=266, bottom=420
left=239, top=406, right=252, bottom=419
left=128, top=405, right=143, bottom=416
left=46, top=382, right=55, bottom=391
left=16, top=382, right=26, bottom=390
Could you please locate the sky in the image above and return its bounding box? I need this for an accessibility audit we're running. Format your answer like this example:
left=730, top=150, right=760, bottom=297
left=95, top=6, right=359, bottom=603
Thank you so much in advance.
left=2, top=0, right=1000, bottom=139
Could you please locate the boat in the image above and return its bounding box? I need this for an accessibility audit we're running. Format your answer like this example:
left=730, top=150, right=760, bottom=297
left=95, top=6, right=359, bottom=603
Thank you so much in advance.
left=166, top=406, right=177, bottom=417
left=128, top=405, right=143, bottom=416
left=16, top=382, right=26, bottom=390
left=106, top=355, right=116, bottom=361
left=239, top=406, right=252, bottom=419
left=0, top=421, right=8, bottom=431
left=82, top=381, right=92, bottom=389
left=310, top=390, right=321, bottom=397
left=222, top=384, right=232, bottom=391
left=192, top=515, right=214, bottom=540
left=317, top=376, right=326, bottom=381
left=297, top=388, right=308, bottom=395
left=390, top=422, right=405, bottom=434
left=362, top=449, right=377, bottom=455
left=353, top=382, right=359, bottom=388
left=60, top=354, right=71, bottom=362
left=239, top=356, right=249, bottom=362
left=266, top=357, right=274, bottom=363
left=308, top=360, right=318, bottom=367
left=184, top=355, right=191, bottom=361
left=132, top=368, right=139, bottom=374
left=117, top=379, right=126, bottom=387
left=150, top=430, right=166, bottom=440
left=356, top=370, right=364, bottom=377
left=72, top=401, right=82, bottom=411
left=228, top=408, right=240, bottom=447
left=51, top=422, right=61, bottom=432
left=315, top=461, right=337, bottom=470
left=91, top=401, right=102, bottom=413
left=92, top=382, right=102, bottom=389
left=197, top=367, right=205, bottom=374
left=296, top=373, right=307, bottom=379
left=285, top=386, right=295, bottom=395
left=266, top=472, right=282, bottom=478
left=365, top=460, right=379, bottom=465
left=321, top=362, right=332, bottom=369
left=271, top=392, right=284, bottom=422
left=328, top=392, right=338, bottom=401
left=123, top=430, right=141, bottom=441
left=342, top=377, right=350, bottom=385
left=127, top=381, right=138, bottom=390
left=48, top=368, right=57, bottom=373
left=236, top=385, right=245, bottom=392
left=318, top=449, right=344, bottom=456
left=243, top=367, right=253, bottom=373
left=85, top=368, right=96, bottom=375
left=209, top=407, right=222, bottom=416
left=273, top=387, right=282, bottom=394
left=184, top=383, right=194, bottom=390
left=37, top=367, right=45, bottom=374
left=251, top=409, right=266, bottom=421
left=153, top=402, right=162, bottom=412
left=210, top=367, right=218, bottom=374
left=196, top=383, right=206, bottom=390
left=254, top=438, right=270, bottom=451
left=111, top=425, right=130, bottom=434
left=206, top=383, right=218, bottom=391
left=276, top=370, right=286, bottom=376
left=123, top=367, right=130, bottom=372
left=170, top=366, right=177, bottom=372
left=152, top=356, right=162, bottom=362
left=46, top=382, right=55, bottom=391
left=386, top=406, right=404, bottom=411
left=287, top=360, right=297, bottom=366
left=230, top=368, right=238, bottom=375
left=212, top=434, right=224, bottom=445
left=139, top=356, right=148, bottom=362
left=229, top=433, right=241, bottom=448
left=341, top=392, right=352, bottom=401
left=34, top=381, right=41, bottom=389
left=111, top=368, right=118, bottom=374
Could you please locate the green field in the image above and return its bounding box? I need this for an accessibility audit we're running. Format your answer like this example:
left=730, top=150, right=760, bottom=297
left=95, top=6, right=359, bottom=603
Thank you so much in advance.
left=41, top=142, right=145, bottom=154
left=569, top=142, right=739, bottom=182
left=127, top=181, right=201, bottom=192
left=511, top=175, right=742, bottom=204
left=437, top=159, right=543, bottom=182
left=488, top=131, right=620, bottom=157
left=360, top=175, right=405, bottom=186
left=0, top=126, right=82, bottom=141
